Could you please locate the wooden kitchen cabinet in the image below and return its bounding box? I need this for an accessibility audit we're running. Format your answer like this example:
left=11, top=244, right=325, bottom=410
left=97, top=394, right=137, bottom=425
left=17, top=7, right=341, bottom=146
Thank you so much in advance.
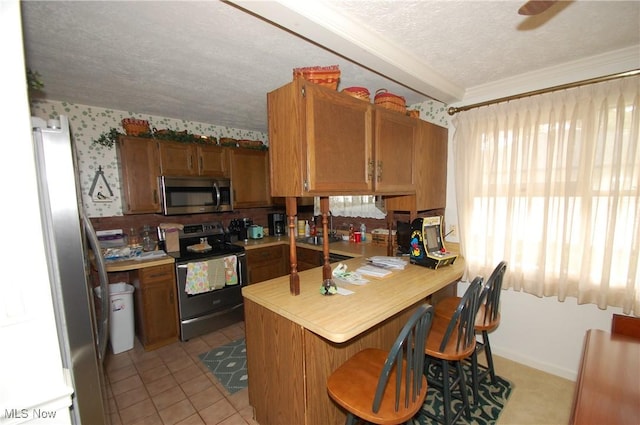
left=385, top=119, right=448, bottom=214
left=296, top=246, right=323, bottom=271
left=117, top=136, right=162, bottom=214
left=131, top=263, right=179, bottom=350
left=267, top=79, right=416, bottom=197
left=198, top=144, right=228, bottom=177
left=159, top=141, right=228, bottom=177
left=246, top=245, right=288, bottom=284
left=229, top=149, right=272, bottom=208
left=373, top=108, right=416, bottom=193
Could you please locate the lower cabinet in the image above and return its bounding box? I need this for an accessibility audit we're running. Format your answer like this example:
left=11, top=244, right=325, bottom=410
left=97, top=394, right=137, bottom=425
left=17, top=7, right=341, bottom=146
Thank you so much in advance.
left=131, top=263, right=179, bottom=351
left=296, top=246, right=323, bottom=272
left=246, top=245, right=288, bottom=284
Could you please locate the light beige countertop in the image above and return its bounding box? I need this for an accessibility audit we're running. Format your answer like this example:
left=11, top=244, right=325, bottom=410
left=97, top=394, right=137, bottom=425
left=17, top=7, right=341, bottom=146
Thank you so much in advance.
left=104, top=253, right=174, bottom=272
left=242, top=238, right=464, bottom=343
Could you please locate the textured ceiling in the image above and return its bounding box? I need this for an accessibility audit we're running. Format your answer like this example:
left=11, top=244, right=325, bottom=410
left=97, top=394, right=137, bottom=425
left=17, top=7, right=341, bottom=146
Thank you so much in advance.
left=20, top=1, right=640, bottom=133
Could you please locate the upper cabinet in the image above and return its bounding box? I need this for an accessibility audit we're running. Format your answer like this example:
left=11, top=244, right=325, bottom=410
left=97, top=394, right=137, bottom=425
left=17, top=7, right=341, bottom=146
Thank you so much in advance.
left=385, top=119, right=448, bottom=213
left=159, top=141, right=228, bottom=177
left=117, top=135, right=267, bottom=214
left=267, top=79, right=416, bottom=197
left=229, top=149, right=271, bottom=208
left=117, top=136, right=162, bottom=214
left=373, top=108, right=416, bottom=193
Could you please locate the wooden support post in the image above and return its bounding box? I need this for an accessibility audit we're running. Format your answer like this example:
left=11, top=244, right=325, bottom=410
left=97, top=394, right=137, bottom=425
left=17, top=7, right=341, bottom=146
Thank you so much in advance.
left=386, top=210, right=395, bottom=256
left=320, top=197, right=331, bottom=281
left=286, top=197, right=300, bottom=295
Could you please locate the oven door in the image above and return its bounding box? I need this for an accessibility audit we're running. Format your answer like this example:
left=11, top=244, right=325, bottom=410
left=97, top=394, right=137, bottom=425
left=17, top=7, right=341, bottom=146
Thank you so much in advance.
left=160, top=176, right=233, bottom=215
left=175, top=252, right=246, bottom=340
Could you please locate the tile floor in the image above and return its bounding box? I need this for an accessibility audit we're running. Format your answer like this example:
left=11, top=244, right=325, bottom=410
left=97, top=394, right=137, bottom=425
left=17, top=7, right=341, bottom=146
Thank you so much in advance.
left=105, top=321, right=575, bottom=425
left=105, top=322, right=258, bottom=425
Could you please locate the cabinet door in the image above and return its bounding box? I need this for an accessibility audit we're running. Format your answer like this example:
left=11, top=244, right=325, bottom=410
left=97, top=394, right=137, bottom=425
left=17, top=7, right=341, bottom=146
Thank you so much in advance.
left=305, top=84, right=373, bottom=194
left=296, top=246, right=322, bottom=271
left=385, top=120, right=448, bottom=213
left=159, top=141, right=196, bottom=175
left=198, top=145, right=228, bottom=177
left=136, top=264, right=179, bottom=350
left=117, top=136, right=161, bottom=214
left=229, top=149, right=271, bottom=208
left=417, top=120, right=447, bottom=210
left=374, top=109, right=416, bottom=193
left=246, top=245, right=287, bottom=284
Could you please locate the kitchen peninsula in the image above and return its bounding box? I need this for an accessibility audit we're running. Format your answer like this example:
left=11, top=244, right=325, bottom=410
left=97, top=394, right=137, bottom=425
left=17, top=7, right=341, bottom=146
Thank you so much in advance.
left=241, top=242, right=464, bottom=425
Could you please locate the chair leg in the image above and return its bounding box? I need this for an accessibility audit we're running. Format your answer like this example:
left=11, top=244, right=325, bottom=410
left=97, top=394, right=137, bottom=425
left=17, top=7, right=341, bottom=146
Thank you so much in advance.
left=456, top=361, right=472, bottom=421
left=471, top=347, right=480, bottom=405
left=345, top=413, right=358, bottom=425
left=482, top=330, right=497, bottom=383
left=441, top=360, right=452, bottom=425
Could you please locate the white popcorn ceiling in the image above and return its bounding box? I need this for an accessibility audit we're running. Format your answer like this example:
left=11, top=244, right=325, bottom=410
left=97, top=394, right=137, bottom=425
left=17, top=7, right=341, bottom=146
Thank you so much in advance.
left=21, top=1, right=639, bottom=133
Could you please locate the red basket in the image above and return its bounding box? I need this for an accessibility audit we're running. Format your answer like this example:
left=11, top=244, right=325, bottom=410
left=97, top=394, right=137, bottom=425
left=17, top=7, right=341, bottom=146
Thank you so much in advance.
left=342, top=86, right=370, bottom=102
left=374, top=89, right=406, bottom=113
left=121, top=118, right=150, bottom=136
left=293, top=65, right=340, bottom=90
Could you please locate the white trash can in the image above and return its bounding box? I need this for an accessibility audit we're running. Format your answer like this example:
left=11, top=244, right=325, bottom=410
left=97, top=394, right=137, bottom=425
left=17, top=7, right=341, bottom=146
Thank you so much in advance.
left=95, top=282, right=135, bottom=354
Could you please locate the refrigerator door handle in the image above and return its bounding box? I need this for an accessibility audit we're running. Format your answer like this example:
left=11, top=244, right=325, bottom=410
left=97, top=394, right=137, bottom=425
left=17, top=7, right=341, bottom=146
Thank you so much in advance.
left=82, top=213, right=110, bottom=362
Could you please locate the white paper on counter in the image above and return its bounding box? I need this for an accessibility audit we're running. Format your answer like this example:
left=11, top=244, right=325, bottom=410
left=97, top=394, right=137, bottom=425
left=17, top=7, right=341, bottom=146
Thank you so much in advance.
left=336, top=287, right=354, bottom=295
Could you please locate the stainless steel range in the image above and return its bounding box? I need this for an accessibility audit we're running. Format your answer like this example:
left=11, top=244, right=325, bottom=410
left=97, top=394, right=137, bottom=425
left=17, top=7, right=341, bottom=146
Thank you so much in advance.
left=167, top=221, right=247, bottom=341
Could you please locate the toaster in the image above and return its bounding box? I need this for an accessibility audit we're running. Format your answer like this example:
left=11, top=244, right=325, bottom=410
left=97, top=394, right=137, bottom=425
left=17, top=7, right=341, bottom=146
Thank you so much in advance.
left=248, top=225, right=264, bottom=239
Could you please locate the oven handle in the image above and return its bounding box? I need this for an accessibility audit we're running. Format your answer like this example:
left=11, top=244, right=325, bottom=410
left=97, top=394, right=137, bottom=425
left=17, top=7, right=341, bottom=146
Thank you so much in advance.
left=213, top=181, right=221, bottom=209
left=177, top=254, right=245, bottom=285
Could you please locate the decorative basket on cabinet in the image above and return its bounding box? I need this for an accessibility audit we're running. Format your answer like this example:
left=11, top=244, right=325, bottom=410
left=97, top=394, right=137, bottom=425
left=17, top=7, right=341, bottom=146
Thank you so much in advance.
left=293, top=65, right=341, bottom=90
left=374, top=89, right=406, bottom=113
left=121, top=118, right=150, bottom=136
left=342, top=86, right=371, bottom=102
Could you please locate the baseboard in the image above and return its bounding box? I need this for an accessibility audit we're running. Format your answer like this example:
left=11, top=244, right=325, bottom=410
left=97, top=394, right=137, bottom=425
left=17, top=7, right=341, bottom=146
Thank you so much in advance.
left=491, top=345, right=578, bottom=382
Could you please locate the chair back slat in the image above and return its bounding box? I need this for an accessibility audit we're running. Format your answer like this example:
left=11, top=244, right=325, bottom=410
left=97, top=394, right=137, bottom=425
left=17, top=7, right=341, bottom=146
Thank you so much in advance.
left=372, top=304, right=434, bottom=413
left=439, top=277, right=483, bottom=353
left=482, top=261, right=507, bottom=324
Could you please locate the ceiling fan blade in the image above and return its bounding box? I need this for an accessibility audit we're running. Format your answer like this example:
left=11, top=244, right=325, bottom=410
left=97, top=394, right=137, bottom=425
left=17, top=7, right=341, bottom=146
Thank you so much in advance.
left=518, top=0, right=557, bottom=15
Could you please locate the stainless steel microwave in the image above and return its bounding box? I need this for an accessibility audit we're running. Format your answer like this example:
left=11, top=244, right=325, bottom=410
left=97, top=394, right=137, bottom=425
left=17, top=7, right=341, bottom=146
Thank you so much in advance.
left=159, top=176, right=233, bottom=215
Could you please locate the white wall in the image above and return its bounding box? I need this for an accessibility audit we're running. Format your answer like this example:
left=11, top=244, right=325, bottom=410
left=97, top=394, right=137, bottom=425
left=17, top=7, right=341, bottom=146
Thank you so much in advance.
left=444, top=116, right=623, bottom=381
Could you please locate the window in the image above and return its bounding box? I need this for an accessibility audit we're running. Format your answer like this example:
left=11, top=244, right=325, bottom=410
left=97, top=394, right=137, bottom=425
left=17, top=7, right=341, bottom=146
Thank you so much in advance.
left=453, top=76, right=639, bottom=314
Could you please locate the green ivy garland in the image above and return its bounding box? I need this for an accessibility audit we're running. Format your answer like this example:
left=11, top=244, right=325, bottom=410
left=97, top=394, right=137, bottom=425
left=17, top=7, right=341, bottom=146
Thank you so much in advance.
left=92, top=127, right=267, bottom=150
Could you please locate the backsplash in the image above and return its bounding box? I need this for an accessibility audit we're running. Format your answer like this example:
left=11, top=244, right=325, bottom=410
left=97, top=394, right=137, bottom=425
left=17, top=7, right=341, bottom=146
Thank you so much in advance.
left=30, top=98, right=448, bottom=218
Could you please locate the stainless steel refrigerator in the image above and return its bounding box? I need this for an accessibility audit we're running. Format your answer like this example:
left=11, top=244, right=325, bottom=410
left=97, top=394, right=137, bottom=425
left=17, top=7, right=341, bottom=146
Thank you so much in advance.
left=32, top=115, right=110, bottom=424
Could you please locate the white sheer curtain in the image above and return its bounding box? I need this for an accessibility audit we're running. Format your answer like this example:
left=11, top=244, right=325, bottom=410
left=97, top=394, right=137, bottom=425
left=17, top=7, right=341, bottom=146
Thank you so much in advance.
left=314, top=196, right=386, bottom=219
left=453, top=76, right=639, bottom=315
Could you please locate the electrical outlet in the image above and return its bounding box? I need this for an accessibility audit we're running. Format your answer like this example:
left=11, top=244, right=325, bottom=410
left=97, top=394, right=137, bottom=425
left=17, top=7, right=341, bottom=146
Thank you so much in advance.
left=449, top=225, right=457, bottom=237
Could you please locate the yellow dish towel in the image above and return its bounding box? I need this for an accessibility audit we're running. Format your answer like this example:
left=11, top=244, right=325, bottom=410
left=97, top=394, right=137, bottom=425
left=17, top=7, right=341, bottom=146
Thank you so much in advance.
left=185, top=262, right=209, bottom=295
left=224, top=255, right=238, bottom=285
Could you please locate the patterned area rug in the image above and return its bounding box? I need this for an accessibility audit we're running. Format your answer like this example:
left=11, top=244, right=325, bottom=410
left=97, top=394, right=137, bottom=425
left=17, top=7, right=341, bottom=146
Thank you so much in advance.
left=411, top=361, right=514, bottom=425
left=199, top=339, right=513, bottom=424
left=198, top=338, right=247, bottom=394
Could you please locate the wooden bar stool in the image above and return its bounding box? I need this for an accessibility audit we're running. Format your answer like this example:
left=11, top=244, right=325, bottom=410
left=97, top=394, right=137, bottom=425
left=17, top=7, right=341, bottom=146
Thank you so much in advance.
left=434, top=261, right=507, bottom=404
left=424, top=277, right=483, bottom=425
left=327, top=304, right=434, bottom=425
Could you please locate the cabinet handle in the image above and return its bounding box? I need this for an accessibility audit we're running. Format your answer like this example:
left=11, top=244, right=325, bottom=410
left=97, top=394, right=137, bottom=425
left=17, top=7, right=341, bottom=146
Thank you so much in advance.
left=153, top=189, right=158, bottom=203
left=367, top=159, right=374, bottom=181
left=199, top=156, right=203, bottom=170
left=188, top=155, right=193, bottom=169
left=377, top=160, right=383, bottom=182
